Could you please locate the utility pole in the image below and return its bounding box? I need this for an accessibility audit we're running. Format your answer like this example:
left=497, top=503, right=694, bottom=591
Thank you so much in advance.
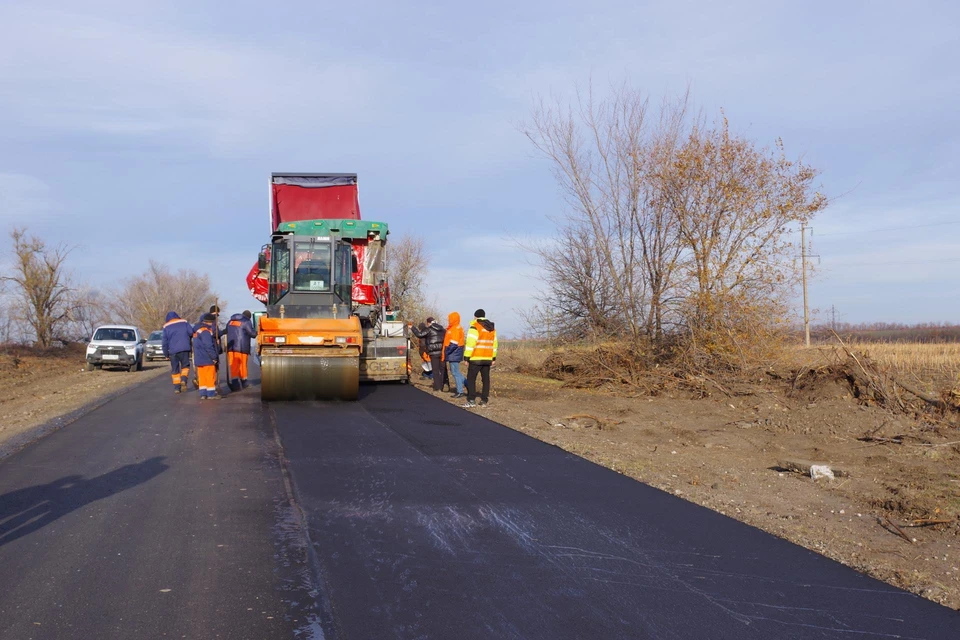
left=831, top=305, right=836, bottom=332
left=801, top=225, right=810, bottom=347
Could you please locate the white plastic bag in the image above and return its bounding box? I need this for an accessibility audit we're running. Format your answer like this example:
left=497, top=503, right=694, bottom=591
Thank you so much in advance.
left=809, top=464, right=835, bottom=480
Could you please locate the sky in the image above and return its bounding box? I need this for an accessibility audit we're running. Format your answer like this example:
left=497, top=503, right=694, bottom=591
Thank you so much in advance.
left=0, top=0, right=958, bottom=336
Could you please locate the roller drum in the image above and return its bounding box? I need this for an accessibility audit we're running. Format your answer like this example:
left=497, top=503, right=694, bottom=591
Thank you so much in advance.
left=260, top=350, right=359, bottom=401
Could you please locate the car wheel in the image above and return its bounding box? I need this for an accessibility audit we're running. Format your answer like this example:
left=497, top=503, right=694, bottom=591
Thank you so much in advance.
left=136, top=357, right=144, bottom=372
left=86, top=362, right=96, bottom=372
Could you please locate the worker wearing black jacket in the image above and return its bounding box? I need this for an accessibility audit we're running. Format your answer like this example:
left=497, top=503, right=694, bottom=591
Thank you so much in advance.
left=412, top=317, right=447, bottom=391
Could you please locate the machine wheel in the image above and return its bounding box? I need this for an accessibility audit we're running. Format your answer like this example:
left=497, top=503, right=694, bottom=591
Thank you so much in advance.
left=136, top=357, right=144, bottom=372
left=260, top=352, right=359, bottom=401
left=86, top=362, right=95, bottom=372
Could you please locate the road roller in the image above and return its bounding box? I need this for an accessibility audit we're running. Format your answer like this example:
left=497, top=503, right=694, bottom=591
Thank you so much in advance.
left=253, top=174, right=409, bottom=401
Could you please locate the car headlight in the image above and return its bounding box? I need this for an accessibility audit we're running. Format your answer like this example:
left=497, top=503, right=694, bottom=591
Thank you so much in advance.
left=124, top=346, right=136, bottom=355
left=86, top=346, right=96, bottom=354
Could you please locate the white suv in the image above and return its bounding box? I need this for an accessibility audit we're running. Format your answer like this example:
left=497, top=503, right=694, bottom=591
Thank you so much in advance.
left=86, top=325, right=146, bottom=372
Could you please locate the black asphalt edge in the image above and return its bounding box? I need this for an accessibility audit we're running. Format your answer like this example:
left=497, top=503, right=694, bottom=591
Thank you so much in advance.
left=0, top=370, right=164, bottom=462
left=267, top=404, right=339, bottom=640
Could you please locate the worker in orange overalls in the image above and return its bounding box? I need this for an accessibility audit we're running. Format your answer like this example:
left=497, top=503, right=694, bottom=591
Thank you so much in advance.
left=462, top=309, right=498, bottom=408
left=226, top=310, right=257, bottom=391
left=192, top=314, right=220, bottom=400
left=161, top=311, right=193, bottom=394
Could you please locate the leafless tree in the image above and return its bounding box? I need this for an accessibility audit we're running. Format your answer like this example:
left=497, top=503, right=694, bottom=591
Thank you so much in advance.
left=64, top=286, right=111, bottom=341
left=523, top=85, right=827, bottom=369
left=388, top=234, right=434, bottom=322
left=1, top=228, right=74, bottom=348
left=111, top=260, right=221, bottom=332
left=522, top=86, right=691, bottom=345
left=662, top=117, right=827, bottom=366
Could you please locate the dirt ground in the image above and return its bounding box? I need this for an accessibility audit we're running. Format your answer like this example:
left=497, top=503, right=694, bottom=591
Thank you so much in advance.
left=414, top=358, right=960, bottom=611
left=0, top=345, right=166, bottom=453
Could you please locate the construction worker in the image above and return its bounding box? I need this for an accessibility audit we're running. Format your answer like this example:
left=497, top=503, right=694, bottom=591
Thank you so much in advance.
left=462, top=309, right=497, bottom=408
left=412, top=317, right=446, bottom=392
left=443, top=312, right=466, bottom=398
left=226, top=310, right=257, bottom=391
left=413, top=322, right=433, bottom=380
left=161, top=311, right=193, bottom=394
left=192, top=304, right=223, bottom=392
left=193, top=314, right=220, bottom=400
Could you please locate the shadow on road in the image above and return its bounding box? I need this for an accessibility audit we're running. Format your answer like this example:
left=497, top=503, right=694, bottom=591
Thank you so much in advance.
left=0, top=456, right=169, bottom=547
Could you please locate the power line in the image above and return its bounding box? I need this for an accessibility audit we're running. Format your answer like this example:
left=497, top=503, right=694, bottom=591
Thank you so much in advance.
left=815, top=220, right=960, bottom=237
left=825, top=257, right=960, bottom=267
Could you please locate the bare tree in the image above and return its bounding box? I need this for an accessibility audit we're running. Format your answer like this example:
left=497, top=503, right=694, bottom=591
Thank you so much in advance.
left=1, top=228, right=74, bottom=348
left=524, top=220, right=622, bottom=340
left=64, top=286, right=111, bottom=341
left=522, top=86, right=690, bottom=344
left=523, top=85, right=827, bottom=369
left=388, top=234, right=434, bottom=322
left=111, top=260, right=221, bottom=332
left=662, top=117, right=827, bottom=366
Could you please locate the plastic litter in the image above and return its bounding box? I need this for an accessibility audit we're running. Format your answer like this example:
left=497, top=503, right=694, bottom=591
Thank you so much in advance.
left=809, top=464, right=835, bottom=480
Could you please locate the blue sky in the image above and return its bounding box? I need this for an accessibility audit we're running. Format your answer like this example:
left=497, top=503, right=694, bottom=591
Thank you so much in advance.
left=1, top=1, right=958, bottom=335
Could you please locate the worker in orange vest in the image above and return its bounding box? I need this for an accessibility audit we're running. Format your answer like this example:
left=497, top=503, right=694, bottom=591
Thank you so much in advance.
left=462, top=309, right=497, bottom=408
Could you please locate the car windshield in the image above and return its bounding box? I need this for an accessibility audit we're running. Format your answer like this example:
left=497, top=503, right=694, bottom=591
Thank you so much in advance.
left=94, top=328, right=136, bottom=342
left=149, top=331, right=162, bottom=340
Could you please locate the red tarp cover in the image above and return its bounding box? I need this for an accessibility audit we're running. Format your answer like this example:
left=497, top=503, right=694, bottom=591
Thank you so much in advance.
left=271, top=175, right=360, bottom=230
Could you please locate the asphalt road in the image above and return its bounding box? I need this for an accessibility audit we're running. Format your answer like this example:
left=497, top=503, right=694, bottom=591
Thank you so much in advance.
left=1, top=362, right=958, bottom=639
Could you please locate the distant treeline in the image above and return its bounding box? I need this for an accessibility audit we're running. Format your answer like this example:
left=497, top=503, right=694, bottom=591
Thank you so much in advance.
left=809, top=322, right=960, bottom=343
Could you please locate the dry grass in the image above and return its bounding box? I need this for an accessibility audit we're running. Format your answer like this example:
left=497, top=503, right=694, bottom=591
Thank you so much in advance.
left=497, top=340, right=553, bottom=374
left=797, top=341, right=960, bottom=390
left=503, top=338, right=960, bottom=401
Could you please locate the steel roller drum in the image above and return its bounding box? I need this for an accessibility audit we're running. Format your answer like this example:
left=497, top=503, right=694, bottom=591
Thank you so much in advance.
left=260, top=350, right=359, bottom=401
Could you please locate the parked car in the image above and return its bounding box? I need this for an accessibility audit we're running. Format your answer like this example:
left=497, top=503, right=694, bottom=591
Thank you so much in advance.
left=86, top=325, right=146, bottom=372
left=145, top=330, right=167, bottom=361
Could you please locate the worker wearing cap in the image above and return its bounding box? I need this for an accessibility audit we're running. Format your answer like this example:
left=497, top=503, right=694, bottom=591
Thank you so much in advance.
left=226, top=310, right=257, bottom=391
left=193, top=314, right=220, bottom=400
left=192, top=304, right=223, bottom=391
left=161, top=311, right=193, bottom=394
left=462, top=308, right=497, bottom=408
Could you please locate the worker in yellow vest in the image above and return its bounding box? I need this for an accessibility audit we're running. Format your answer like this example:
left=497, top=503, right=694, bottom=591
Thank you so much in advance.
left=462, top=308, right=497, bottom=408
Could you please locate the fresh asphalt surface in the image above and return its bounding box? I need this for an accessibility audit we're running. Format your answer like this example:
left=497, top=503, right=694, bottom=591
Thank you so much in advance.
left=0, top=360, right=958, bottom=639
